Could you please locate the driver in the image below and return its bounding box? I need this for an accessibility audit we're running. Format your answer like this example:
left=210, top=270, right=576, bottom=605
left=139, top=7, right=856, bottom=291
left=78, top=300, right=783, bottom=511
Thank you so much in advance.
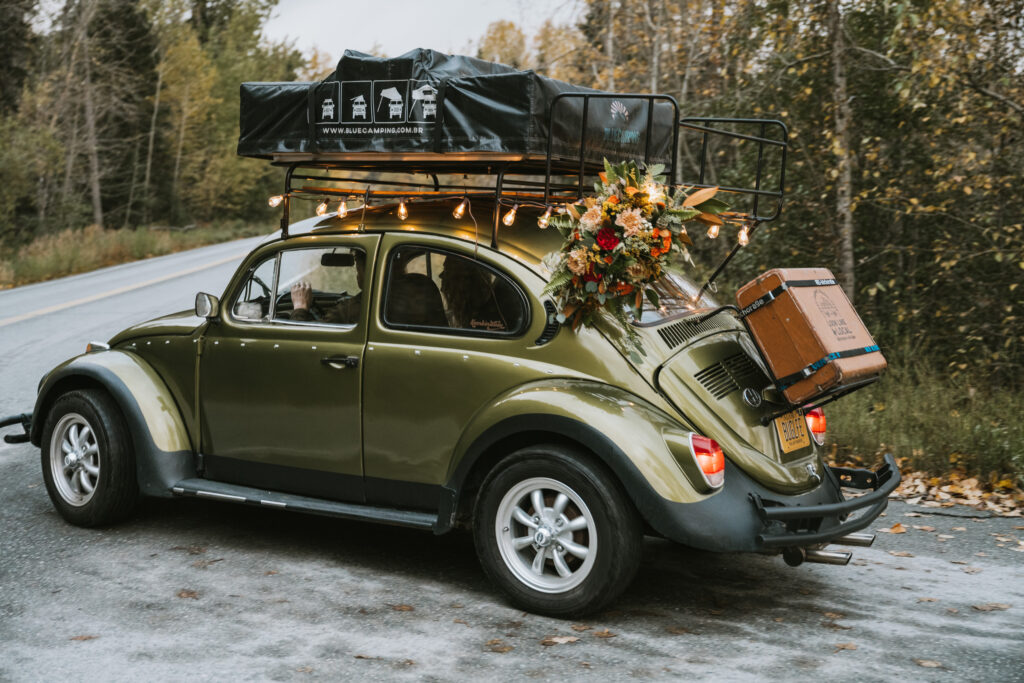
left=289, top=251, right=366, bottom=324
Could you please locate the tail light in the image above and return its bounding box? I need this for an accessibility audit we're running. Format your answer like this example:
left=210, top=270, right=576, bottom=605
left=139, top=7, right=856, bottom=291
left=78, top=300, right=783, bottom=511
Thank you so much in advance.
left=689, top=434, right=725, bottom=488
left=805, top=407, right=826, bottom=445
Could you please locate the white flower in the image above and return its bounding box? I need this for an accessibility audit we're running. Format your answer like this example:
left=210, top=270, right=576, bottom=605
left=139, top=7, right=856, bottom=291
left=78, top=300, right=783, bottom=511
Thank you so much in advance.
left=567, top=248, right=589, bottom=275
left=615, top=207, right=648, bottom=238
left=580, top=205, right=603, bottom=232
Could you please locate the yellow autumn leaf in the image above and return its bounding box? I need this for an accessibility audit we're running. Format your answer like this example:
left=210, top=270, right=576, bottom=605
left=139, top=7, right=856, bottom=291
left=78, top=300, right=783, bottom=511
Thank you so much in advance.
left=683, top=186, right=719, bottom=207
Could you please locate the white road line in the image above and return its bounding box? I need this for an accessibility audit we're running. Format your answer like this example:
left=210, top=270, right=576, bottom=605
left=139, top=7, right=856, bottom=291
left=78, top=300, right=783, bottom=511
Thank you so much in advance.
left=0, top=252, right=246, bottom=329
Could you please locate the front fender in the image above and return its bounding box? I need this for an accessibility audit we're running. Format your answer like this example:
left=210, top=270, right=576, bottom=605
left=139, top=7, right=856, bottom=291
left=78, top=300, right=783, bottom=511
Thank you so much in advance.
left=442, top=379, right=719, bottom=536
left=32, top=350, right=195, bottom=498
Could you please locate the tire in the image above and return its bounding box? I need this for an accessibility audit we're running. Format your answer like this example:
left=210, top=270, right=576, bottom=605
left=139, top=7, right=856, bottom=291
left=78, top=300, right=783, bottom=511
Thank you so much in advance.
left=473, top=445, right=643, bottom=618
left=40, top=389, right=139, bottom=527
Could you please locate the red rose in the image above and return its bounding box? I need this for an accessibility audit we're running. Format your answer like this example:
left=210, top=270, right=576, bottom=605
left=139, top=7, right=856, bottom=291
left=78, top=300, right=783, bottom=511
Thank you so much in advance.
left=582, top=263, right=603, bottom=282
left=596, top=227, right=620, bottom=250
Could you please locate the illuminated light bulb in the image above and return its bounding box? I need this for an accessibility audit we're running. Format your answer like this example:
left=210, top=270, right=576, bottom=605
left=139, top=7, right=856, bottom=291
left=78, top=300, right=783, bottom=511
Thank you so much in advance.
left=315, top=200, right=328, bottom=216
left=706, top=223, right=720, bottom=239
left=453, top=198, right=467, bottom=219
left=336, top=201, right=348, bottom=218
left=644, top=182, right=664, bottom=204
left=738, top=225, right=750, bottom=246
left=537, top=206, right=552, bottom=229
left=397, top=201, right=408, bottom=220
left=502, top=204, right=518, bottom=227
left=268, top=195, right=284, bottom=208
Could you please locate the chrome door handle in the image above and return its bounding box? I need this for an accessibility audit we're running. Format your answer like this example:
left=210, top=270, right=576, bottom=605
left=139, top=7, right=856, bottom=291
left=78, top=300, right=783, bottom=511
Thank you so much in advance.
left=321, top=355, right=359, bottom=369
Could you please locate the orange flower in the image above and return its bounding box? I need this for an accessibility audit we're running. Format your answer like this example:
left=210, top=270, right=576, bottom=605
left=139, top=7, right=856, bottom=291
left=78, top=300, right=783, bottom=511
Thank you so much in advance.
left=613, top=282, right=634, bottom=296
left=604, top=255, right=614, bottom=264
left=624, top=186, right=638, bottom=196
left=606, top=195, right=619, bottom=205
left=598, top=172, right=608, bottom=183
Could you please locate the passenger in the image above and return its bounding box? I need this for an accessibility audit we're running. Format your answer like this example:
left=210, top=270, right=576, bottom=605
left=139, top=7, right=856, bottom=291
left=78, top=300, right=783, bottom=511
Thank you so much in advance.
left=290, top=251, right=365, bottom=324
left=439, top=254, right=508, bottom=331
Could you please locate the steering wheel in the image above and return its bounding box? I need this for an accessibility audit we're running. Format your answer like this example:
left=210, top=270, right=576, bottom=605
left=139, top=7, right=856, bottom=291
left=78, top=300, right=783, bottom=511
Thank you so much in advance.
left=251, top=274, right=272, bottom=299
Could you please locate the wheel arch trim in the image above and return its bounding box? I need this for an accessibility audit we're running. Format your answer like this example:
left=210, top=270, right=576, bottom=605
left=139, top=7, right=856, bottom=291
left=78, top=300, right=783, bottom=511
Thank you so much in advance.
left=32, top=350, right=195, bottom=498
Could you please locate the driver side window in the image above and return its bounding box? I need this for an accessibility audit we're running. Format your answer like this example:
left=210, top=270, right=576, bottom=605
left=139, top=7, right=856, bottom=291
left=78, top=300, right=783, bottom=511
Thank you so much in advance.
left=232, top=246, right=366, bottom=326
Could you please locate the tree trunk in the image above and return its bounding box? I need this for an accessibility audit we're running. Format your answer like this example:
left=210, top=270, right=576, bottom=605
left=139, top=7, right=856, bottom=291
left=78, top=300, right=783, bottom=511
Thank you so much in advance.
left=171, top=81, right=191, bottom=221
left=123, top=136, right=140, bottom=228
left=142, top=62, right=163, bottom=226
left=82, top=37, right=104, bottom=229
left=642, top=0, right=661, bottom=93
left=829, top=0, right=855, bottom=300
left=605, top=0, right=615, bottom=90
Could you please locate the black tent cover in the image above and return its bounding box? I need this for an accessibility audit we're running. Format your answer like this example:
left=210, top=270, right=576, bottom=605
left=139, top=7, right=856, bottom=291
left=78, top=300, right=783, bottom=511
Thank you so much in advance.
left=238, top=48, right=676, bottom=168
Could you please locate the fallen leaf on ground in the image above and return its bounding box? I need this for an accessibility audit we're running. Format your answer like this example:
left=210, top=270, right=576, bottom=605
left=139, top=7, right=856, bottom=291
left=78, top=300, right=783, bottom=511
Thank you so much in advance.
left=666, top=626, right=694, bottom=635
left=1014, top=526, right=1024, bottom=530
left=773, top=617, right=784, bottom=622
left=889, top=551, right=914, bottom=557
left=571, top=624, right=592, bottom=632
left=834, top=643, right=858, bottom=652
left=917, top=597, right=937, bottom=602
left=171, top=545, right=207, bottom=555
left=70, top=635, right=98, bottom=641
left=823, top=611, right=844, bottom=619
left=975, top=552, right=987, bottom=556
left=264, top=570, right=278, bottom=576
left=972, top=603, right=1010, bottom=612
left=354, top=655, right=380, bottom=660
left=953, top=526, right=966, bottom=531
left=904, top=512, right=923, bottom=517
left=962, top=566, right=983, bottom=574
left=593, top=629, right=617, bottom=638
left=192, top=558, right=223, bottom=569
left=177, top=589, right=199, bottom=599
left=485, top=639, right=514, bottom=653
left=878, top=523, right=907, bottom=534
left=453, top=618, right=468, bottom=625
left=946, top=608, right=959, bottom=614
left=938, top=534, right=956, bottom=539
left=389, top=604, right=414, bottom=612
left=296, top=666, right=313, bottom=673
left=823, top=621, right=852, bottom=631
left=541, top=635, right=579, bottom=646
left=913, top=525, right=936, bottom=532
left=914, top=659, right=943, bottom=668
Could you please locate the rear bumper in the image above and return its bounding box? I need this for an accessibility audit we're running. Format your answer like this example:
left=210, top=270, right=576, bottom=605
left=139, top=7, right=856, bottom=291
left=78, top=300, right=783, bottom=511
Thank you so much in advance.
left=637, top=454, right=900, bottom=554
left=751, top=454, right=900, bottom=548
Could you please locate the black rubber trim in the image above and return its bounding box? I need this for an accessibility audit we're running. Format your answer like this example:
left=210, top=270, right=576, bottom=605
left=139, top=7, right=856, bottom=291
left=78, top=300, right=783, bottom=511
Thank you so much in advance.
left=204, top=454, right=362, bottom=503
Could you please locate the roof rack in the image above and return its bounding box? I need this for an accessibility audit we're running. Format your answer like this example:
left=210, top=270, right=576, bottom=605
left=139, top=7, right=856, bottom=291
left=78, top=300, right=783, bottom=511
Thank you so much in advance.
left=269, top=93, right=788, bottom=254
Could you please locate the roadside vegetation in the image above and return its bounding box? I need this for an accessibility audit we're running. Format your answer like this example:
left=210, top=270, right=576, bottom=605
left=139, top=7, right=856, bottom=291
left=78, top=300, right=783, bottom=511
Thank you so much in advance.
left=0, top=221, right=271, bottom=288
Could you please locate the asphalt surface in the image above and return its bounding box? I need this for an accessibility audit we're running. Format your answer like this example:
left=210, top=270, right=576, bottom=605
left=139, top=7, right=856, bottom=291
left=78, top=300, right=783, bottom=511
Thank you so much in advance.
left=1, top=240, right=1022, bottom=681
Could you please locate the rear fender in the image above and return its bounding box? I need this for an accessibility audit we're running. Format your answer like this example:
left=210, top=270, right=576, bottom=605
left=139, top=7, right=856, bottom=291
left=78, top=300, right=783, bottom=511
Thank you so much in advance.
left=32, top=350, right=195, bottom=498
left=440, top=379, right=718, bottom=534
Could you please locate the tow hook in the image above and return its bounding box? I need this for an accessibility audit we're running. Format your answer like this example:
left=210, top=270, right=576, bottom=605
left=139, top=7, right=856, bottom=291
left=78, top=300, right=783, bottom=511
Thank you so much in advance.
left=0, top=413, right=32, bottom=444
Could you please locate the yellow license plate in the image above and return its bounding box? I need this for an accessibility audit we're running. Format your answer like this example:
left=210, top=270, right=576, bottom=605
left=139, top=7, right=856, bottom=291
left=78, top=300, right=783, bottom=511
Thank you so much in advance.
left=775, top=410, right=811, bottom=453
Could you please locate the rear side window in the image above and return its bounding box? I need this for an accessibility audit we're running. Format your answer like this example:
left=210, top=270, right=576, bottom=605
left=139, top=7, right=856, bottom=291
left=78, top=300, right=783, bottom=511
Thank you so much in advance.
left=382, top=246, right=529, bottom=336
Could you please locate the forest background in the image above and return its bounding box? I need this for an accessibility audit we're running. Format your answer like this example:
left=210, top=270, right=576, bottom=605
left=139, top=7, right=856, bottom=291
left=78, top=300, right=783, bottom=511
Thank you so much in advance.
left=1, top=0, right=1022, bottom=488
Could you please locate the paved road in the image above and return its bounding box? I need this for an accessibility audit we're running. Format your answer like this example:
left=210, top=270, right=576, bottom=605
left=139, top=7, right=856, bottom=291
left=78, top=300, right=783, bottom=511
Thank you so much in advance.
left=1, top=242, right=1022, bottom=681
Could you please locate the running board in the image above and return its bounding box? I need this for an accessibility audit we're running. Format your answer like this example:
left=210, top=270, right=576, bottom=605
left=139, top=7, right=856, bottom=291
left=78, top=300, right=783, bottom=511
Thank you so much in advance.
left=170, top=478, right=437, bottom=530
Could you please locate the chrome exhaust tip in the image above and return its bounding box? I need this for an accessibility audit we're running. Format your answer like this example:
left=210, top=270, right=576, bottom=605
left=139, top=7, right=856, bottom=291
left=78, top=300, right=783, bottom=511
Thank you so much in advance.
left=805, top=549, right=852, bottom=566
left=833, top=532, right=876, bottom=547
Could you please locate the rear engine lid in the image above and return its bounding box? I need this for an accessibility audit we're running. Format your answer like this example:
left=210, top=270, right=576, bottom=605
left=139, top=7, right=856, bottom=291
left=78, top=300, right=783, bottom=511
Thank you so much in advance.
left=653, top=327, right=822, bottom=493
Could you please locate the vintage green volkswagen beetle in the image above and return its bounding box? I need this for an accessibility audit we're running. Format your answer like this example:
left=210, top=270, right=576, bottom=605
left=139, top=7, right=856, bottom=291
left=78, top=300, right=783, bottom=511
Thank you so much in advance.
left=17, top=194, right=899, bottom=617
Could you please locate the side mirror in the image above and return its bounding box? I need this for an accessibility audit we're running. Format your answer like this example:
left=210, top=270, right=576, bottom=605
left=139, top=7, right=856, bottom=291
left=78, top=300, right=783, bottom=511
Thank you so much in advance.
left=195, top=292, right=220, bottom=319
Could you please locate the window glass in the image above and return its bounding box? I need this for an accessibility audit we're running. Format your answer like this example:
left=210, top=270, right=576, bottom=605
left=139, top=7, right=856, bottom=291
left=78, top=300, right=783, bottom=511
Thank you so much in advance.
left=630, top=270, right=721, bottom=325
left=232, top=247, right=366, bottom=326
left=384, top=247, right=527, bottom=335
left=233, top=257, right=276, bottom=321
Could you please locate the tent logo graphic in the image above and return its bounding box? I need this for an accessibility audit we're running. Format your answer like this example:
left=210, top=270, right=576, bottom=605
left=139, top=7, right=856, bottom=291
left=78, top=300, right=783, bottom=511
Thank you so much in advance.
left=350, top=94, right=367, bottom=120
left=610, top=100, right=630, bottom=122
left=321, top=98, right=335, bottom=120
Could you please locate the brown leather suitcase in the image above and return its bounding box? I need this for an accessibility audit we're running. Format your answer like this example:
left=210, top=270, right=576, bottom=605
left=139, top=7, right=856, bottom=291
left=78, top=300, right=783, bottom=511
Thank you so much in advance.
left=736, top=267, right=886, bottom=404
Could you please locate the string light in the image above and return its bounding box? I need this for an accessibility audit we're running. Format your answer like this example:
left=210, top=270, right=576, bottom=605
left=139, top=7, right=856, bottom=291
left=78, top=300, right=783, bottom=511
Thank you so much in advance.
left=502, top=204, right=518, bottom=226
left=315, top=200, right=328, bottom=216
left=453, top=198, right=468, bottom=219
left=738, top=225, right=750, bottom=246
left=397, top=201, right=408, bottom=220
left=706, top=223, right=720, bottom=239
left=336, top=200, right=348, bottom=218
left=268, top=195, right=284, bottom=208
left=537, top=206, right=552, bottom=229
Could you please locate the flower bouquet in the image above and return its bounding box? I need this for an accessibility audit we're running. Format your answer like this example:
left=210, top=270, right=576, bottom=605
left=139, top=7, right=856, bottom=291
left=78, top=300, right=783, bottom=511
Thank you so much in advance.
left=542, top=159, right=728, bottom=333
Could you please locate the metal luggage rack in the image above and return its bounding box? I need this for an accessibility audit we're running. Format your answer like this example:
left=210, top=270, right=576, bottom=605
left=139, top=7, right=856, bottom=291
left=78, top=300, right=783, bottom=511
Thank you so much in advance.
left=268, top=91, right=789, bottom=254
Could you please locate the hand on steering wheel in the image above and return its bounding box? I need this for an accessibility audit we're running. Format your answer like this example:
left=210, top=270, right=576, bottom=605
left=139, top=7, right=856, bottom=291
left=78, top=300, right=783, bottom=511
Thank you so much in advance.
left=288, top=281, right=322, bottom=320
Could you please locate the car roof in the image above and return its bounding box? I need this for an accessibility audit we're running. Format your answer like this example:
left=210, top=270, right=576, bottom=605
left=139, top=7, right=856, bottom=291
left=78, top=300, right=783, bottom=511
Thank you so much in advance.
left=264, top=198, right=564, bottom=276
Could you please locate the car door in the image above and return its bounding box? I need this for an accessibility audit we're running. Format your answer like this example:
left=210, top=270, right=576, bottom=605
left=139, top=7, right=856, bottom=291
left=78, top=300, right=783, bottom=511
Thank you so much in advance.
left=199, top=235, right=380, bottom=503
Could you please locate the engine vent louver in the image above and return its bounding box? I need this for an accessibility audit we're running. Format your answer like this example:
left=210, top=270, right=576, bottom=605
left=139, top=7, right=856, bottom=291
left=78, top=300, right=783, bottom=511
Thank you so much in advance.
left=535, top=301, right=560, bottom=346
left=657, top=315, right=734, bottom=350
left=695, top=353, right=770, bottom=400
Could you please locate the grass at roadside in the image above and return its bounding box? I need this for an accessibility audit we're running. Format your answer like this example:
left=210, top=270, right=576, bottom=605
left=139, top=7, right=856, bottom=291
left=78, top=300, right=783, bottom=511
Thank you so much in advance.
left=827, top=365, right=1023, bottom=483
left=0, top=221, right=273, bottom=288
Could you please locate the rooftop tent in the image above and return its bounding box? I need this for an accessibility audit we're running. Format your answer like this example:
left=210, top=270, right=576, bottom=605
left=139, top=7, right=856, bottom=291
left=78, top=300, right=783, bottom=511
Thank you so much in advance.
left=237, top=47, right=677, bottom=169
